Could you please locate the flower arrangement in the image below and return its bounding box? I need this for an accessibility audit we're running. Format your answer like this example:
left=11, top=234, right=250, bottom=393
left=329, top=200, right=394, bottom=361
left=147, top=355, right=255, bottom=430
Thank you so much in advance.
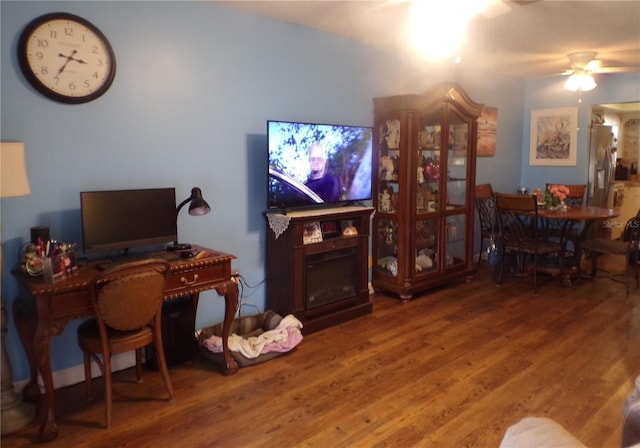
left=543, top=184, right=570, bottom=209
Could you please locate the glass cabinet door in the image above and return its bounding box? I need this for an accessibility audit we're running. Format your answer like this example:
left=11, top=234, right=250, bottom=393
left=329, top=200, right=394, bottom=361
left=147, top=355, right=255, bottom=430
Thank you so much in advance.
left=416, top=219, right=438, bottom=273
left=376, top=219, right=398, bottom=276
left=417, top=114, right=441, bottom=215
left=445, top=214, right=466, bottom=268
left=446, top=110, right=468, bottom=210
left=378, top=118, right=401, bottom=215
left=445, top=109, right=469, bottom=268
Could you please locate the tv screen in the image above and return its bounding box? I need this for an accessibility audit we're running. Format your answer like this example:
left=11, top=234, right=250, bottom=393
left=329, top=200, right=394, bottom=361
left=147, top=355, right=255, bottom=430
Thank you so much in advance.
left=267, top=120, right=373, bottom=210
left=80, top=188, right=178, bottom=254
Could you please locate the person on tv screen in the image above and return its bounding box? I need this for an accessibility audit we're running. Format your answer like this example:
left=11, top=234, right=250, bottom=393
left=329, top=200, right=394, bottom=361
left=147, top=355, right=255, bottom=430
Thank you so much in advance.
left=305, top=142, right=340, bottom=202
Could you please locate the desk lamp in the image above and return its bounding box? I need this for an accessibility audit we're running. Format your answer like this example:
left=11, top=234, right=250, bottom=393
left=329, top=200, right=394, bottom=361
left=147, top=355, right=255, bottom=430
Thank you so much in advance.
left=167, top=187, right=210, bottom=251
left=0, top=141, right=36, bottom=434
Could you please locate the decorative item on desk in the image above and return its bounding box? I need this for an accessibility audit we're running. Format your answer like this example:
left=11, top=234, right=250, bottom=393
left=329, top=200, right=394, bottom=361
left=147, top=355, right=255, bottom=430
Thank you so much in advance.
left=342, top=220, right=358, bottom=236
left=543, top=184, right=569, bottom=210
left=167, top=187, right=210, bottom=251
left=43, top=251, right=77, bottom=283
left=21, top=240, right=77, bottom=282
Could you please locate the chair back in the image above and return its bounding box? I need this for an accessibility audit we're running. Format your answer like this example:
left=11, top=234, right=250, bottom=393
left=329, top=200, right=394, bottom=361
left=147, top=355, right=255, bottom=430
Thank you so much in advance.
left=623, top=216, right=640, bottom=244
left=545, top=183, right=586, bottom=205
left=89, top=259, right=170, bottom=332
left=475, top=183, right=495, bottom=235
left=495, top=193, right=540, bottom=243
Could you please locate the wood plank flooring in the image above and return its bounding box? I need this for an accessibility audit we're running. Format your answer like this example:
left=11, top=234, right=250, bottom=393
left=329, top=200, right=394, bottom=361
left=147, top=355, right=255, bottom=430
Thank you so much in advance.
left=2, top=258, right=639, bottom=447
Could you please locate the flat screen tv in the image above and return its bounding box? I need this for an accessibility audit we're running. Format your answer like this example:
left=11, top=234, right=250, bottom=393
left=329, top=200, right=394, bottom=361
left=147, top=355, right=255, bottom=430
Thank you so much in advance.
left=267, top=120, right=373, bottom=210
left=80, top=188, right=178, bottom=254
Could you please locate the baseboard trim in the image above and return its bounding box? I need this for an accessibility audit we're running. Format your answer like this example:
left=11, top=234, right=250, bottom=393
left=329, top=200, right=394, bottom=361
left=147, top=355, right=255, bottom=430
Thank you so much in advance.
left=13, top=352, right=136, bottom=393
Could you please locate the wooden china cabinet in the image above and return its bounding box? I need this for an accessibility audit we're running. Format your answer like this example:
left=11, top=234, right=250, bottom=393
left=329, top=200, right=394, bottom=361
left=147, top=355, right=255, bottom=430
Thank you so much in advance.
left=372, top=83, right=483, bottom=301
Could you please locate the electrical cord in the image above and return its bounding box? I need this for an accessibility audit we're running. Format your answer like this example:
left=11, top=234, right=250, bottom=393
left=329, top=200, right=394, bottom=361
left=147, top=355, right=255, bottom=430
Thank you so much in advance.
left=233, top=273, right=266, bottom=317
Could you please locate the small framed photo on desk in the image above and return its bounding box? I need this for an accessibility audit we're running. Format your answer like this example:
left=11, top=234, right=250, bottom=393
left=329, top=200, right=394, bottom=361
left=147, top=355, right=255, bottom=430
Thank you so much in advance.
left=303, top=221, right=323, bottom=244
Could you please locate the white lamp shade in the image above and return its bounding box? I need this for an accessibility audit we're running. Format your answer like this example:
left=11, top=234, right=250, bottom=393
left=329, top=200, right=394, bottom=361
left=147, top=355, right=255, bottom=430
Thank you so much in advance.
left=1, top=141, right=31, bottom=198
left=564, top=71, right=597, bottom=92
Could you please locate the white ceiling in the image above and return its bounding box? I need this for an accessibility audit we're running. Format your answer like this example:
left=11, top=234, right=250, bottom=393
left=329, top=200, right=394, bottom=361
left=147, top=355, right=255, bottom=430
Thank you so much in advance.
left=219, top=0, right=640, bottom=80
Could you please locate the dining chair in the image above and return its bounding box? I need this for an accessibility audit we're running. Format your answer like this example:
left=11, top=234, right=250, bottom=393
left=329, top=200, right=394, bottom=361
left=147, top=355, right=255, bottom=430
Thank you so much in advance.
left=494, top=193, right=565, bottom=295
left=581, top=215, right=640, bottom=295
left=77, top=258, right=174, bottom=429
left=474, top=183, right=496, bottom=269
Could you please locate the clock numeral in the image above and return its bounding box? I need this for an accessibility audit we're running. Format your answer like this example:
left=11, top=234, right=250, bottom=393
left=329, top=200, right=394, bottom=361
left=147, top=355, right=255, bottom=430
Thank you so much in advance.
left=36, top=38, right=49, bottom=48
left=68, top=81, right=76, bottom=91
left=35, top=51, right=44, bottom=61
left=92, top=45, right=100, bottom=55
left=64, top=27, right=74, bottom=37
left=96, top=57, right=103, bottom=67
left=92, top=72, right=99, bottom=79
left=83, top=80, right=91, bottom=88
left=48, top=30, right=57, bottom=39
left=39, top=65, right=49, bottom=76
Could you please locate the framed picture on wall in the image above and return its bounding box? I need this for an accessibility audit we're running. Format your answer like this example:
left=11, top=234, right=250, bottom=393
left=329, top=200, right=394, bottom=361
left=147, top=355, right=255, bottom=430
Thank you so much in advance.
left=529, top=107, right=578, bottom=166
left=477, top=106, right=497, bottom=157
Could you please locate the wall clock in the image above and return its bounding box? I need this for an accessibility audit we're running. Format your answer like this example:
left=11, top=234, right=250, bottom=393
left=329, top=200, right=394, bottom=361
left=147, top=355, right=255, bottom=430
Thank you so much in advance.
left=18, top=12, right=116, bottom=104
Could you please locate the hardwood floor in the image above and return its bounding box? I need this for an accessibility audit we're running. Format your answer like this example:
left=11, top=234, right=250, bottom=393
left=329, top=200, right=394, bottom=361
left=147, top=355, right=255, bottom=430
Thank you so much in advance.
left=3, top=258, right=639, bottom=447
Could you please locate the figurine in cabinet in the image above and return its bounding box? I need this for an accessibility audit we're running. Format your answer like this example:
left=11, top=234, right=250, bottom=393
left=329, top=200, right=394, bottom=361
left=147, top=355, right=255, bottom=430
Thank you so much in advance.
left=382, top=119, right=400, bottom=149
left=379, top=189, right=392, bottom=212
left=380, top=155, right=397, bottom=180
left=424, top=157, right=440, bottom=181
left=417, top=155, right=426, bottom=184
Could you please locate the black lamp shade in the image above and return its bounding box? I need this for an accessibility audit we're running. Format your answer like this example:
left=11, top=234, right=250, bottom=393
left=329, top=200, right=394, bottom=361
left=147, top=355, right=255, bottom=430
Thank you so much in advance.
left=177, top=187, right=211, bottom=216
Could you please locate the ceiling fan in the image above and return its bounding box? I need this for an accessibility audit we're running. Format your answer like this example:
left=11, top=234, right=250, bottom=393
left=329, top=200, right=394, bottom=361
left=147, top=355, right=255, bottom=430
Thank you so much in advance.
left=563, top=51, right=600, bottom=92
left=560, top=50, right=636, bottom=92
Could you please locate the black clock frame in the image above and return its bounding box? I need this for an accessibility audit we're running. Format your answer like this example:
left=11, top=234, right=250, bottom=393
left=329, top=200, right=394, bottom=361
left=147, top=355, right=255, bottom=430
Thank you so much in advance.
left=17, top=12, right=117, bottom=104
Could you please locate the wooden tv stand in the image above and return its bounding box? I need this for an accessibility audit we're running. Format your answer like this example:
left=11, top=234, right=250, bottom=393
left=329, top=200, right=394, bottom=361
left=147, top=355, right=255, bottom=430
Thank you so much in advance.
left=265, top=206, right=374, bottom=334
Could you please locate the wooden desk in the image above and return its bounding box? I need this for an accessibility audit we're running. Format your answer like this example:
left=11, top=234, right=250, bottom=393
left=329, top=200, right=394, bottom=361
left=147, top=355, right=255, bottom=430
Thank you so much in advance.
left=536, top=205, right=619, bottom=285
left=12, top=246, right=239, bottom=443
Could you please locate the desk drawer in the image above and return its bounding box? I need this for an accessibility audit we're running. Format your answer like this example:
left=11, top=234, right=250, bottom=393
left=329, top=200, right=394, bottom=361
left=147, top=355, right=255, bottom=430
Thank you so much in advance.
left=165, top=264, right=228, bottom=297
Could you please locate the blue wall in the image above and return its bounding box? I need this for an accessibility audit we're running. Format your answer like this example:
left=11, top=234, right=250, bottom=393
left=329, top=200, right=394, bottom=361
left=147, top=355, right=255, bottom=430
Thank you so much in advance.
left=1, top=1, right=636, bottom=384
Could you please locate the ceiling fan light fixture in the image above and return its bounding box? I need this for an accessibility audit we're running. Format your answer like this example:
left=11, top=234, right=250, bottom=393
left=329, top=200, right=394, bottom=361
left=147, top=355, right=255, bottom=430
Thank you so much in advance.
left=564, top=70, right=597, bottom=92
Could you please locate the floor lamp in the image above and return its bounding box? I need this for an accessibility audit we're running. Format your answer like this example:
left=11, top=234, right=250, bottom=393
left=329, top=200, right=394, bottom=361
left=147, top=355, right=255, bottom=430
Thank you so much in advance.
left=1, top=141, right=36, bottom=435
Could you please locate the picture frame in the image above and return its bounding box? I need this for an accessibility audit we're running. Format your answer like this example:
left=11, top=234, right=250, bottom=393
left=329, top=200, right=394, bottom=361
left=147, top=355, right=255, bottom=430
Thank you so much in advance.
left=302, top=221, right=323, bottom=244
left=529, top=107, right=578, bottom=166
left=477, top=106, right=497, bottom=157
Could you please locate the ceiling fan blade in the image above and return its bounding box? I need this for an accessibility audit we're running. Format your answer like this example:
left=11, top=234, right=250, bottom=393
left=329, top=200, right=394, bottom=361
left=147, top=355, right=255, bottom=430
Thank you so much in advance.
left=595, top=66, right=640, bottom=74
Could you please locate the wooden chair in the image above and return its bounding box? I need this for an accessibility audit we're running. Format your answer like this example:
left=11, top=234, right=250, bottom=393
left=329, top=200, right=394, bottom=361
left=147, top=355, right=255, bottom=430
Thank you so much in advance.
left=494, top=193, right=565, bottom=295
left=77, top=259, right=174, bottom=429
left=474, top=183, right=496, bottom=269
left=581, top=215, right=640, bottom=295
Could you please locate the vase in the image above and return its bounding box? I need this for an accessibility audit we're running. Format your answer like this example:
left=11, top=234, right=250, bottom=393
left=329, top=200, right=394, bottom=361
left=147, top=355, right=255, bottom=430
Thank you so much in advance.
left=545, top=201, right=566, bottom=211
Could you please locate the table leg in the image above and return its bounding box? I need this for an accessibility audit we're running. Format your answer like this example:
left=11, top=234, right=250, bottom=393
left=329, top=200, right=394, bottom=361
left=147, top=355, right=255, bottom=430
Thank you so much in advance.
left=214, top=279, right=239, bottom=375
left=35, top=322, right=58, bottom=443
left=13, top=300, right=64, bottom=442
left=12, top=301, right=40, bottom=403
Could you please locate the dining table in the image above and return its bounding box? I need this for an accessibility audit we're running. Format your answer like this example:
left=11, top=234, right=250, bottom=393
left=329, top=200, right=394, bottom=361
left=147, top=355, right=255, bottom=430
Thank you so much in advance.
left=536, top=204, right=620, bottom=286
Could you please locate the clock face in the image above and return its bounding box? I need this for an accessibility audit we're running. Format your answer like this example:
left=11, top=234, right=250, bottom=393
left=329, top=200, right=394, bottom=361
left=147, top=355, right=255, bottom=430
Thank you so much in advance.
left=18, top=13, right=116, bottom=104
